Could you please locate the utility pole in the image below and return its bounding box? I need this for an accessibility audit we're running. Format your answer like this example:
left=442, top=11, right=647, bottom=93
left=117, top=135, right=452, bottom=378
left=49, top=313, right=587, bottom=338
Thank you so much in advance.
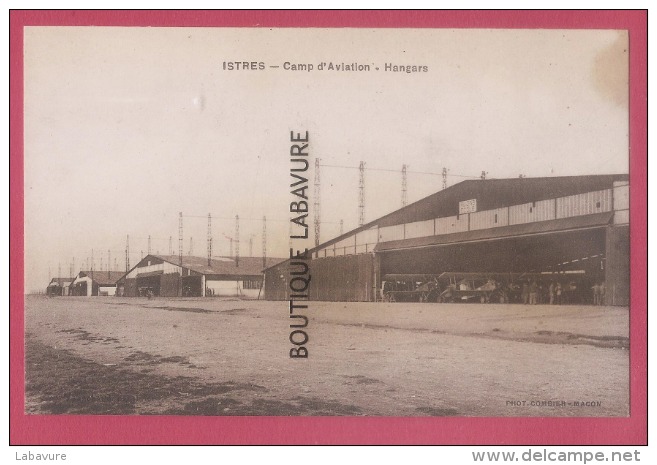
left=401, top=164, right=408, bottom=207
left=207, top=213, right=212, bottom=266
left=249, top=236, right=253, bottom=257
left=189, top=237, right=194, bottom=256
left=107, top=249, right=110, bottom=279
left=340, top=219, right=344, bottom=236
left=442, top=167, right=448, bottom=190
left=481, top=171, right=487, bottom=180
left=314, top=158, right=321, bottom=246
left=262, top=216, right=267, bottom=268
left=169, top=236, right=173, bottom=255
left=125, top=235, right=130, bottom=272
left=178, top=212, right=183, bottom=268
left=358, top=161, right=365, bottom=226
left=148, top=235, right=151, bottom=255
left=235, top=215, right=240, bottom=267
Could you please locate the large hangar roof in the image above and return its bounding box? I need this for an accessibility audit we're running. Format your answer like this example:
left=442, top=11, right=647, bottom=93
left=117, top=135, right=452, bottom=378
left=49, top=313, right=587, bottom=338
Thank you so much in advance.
left=375, top=174, right=627, bottom=228
left=263, top=174, right=627, bottom=271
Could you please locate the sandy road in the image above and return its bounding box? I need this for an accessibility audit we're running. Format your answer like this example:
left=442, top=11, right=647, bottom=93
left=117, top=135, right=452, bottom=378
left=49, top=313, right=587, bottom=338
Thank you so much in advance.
left=24, top=296, right=629, bottom=416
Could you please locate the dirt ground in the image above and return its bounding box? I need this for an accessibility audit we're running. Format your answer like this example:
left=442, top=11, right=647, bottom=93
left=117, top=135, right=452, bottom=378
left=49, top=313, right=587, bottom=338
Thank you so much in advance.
left=23, top=295, right=629, bottom=417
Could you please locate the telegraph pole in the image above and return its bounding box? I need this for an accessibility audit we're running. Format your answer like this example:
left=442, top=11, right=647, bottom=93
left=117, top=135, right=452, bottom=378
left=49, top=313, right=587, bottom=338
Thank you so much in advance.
left=358, top=161, right=366, bottom=226
left=314, top=158, right=321, bottom=246
left=125, top=235, right=130, bottom=272
left=207, top=213, right=212, bottom=266
left=235, top=215, right=240, bottom=267
left=262, top=216, right=267, bottom=268
left=178, top=212, right=183, bottom=267
left=442, top=167, right=448, bottom=190
left=401, top=164, right=408, bottom=207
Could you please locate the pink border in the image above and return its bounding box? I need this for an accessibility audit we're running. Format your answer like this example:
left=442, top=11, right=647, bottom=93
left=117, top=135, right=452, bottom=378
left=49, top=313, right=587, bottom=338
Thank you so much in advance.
left=9, top=10, right=647, bottom=445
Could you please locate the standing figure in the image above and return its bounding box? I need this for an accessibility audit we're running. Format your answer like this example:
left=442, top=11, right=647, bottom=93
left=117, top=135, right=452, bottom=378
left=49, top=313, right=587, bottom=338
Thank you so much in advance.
left=522, top=282, right=529, bottom=305
left=592, top=282, right=600, bottom=305
left=529, top=280, right=539, bottom=305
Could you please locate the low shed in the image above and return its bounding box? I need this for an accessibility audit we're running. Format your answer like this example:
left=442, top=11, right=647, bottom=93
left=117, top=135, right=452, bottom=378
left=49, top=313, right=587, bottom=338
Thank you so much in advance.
left=116, top=254, right=284, bottom=298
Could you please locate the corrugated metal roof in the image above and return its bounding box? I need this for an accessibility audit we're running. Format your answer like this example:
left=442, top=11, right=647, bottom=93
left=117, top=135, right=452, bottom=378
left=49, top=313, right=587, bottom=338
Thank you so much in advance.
left=78, top=271, right=124, bottom=286
left=267, top=174, right=627, bottom=265
left=374, top=212, right=614, bottom=252
left=152, top=255, right=285, bottom=277
left=375, top=175, right=626, bottom=228
left=48, top=278, right=72, bottom=287
left=136, top=270, right=164, bottom=278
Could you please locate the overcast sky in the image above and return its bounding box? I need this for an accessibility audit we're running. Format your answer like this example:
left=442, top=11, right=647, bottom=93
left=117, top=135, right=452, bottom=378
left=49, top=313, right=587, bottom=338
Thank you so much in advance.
left=23, top=27, right=628, bottom=292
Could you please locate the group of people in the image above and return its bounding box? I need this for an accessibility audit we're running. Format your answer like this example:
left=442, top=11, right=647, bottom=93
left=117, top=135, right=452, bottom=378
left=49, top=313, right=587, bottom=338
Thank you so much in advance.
left=519, top=280, right=605, bottom=305
left=521, top=281, right=562, bottom=305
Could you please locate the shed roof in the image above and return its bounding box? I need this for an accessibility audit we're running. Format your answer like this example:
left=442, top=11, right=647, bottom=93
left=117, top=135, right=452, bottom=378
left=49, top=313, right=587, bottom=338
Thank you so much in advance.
left=152, top=255, right=285, bottom=277
left=78, top=271, right=124, bottom=286
left=48, top=277, right=72, bottom=287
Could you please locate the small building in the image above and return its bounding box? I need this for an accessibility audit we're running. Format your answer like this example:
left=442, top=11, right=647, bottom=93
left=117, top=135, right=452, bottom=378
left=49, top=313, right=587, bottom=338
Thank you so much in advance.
left=46, top=277, right=73, bottom=296
left=116, top=254, right=284, bottom=298
left=70, top=270, right=124, bottom=296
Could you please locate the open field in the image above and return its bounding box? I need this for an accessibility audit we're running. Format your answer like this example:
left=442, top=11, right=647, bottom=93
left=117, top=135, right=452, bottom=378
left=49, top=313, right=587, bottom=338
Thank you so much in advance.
left=24, top=296, right=629, bottom=416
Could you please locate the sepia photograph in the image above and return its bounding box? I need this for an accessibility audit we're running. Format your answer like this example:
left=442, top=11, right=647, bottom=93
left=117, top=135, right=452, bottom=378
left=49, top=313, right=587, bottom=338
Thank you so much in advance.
left=11, top=10, right=647, bottom=446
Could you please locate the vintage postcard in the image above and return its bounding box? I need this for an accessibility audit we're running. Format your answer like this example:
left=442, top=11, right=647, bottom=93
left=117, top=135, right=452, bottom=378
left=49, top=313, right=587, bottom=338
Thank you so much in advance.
left=11, top=11, right=647, bottom=445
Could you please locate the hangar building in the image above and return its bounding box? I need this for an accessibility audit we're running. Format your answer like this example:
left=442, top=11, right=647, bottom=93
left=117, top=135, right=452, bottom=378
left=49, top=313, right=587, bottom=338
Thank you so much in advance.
left=264, top=175, right=630, bottom=305
left=116, top=254, right=283, bottom=298
left=46, top=277, right=73, bottom=296
left=70, top=270, right=124, bottom=296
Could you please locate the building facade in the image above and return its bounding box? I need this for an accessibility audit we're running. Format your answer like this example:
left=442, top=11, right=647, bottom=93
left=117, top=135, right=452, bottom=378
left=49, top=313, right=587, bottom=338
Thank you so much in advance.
left=46, top=277, right=72, bottom=296
left=70, top=271, right=124, bottom=296
left=116, top=254, right=283, bottom=298
left=265, top=175, right=630, bottom=305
